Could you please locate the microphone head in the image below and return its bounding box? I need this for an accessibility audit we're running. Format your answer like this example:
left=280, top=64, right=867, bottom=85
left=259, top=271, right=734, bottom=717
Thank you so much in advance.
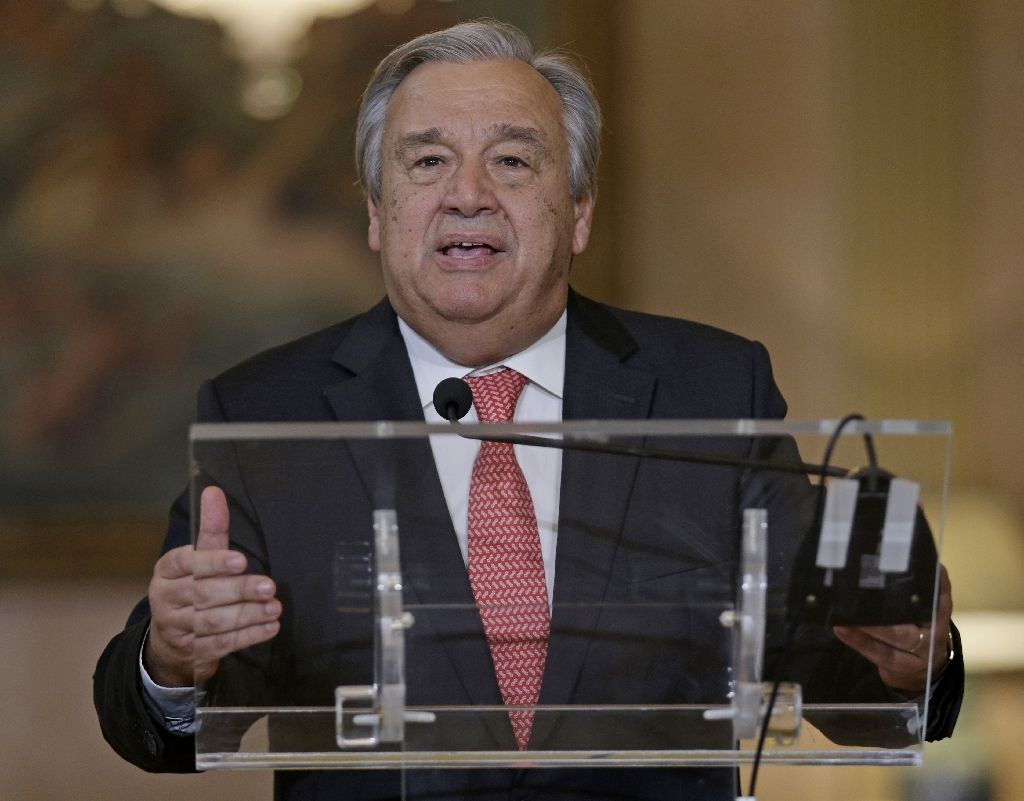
left=432, top=377, right=473, bottom=422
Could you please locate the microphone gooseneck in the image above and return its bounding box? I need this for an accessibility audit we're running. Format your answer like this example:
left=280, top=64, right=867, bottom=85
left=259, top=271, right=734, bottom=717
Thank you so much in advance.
left=429, top=380, right=846, bottom=477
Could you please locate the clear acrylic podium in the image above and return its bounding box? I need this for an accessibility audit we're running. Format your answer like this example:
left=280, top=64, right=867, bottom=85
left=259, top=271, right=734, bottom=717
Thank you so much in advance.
left=188, top=419, right=950, bottom=776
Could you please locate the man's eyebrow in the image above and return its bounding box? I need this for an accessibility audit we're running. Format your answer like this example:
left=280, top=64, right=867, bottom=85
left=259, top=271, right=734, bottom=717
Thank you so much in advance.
left=489, top=124, right=549, bottom=153
left=393, top=124, right=551, bottom=157
left=395, top=128, right=446, bottom=154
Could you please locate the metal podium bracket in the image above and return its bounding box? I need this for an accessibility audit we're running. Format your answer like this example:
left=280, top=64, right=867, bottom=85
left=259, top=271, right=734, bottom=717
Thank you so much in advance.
left=703, top=509, right=803, bottom=742
left=336, top=510, right=434, bottom=749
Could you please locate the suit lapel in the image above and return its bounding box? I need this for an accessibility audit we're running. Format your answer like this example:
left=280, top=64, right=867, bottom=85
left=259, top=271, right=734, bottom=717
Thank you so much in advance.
left=536, top=294, right=656, bottom=718
left=321, top=301, right=509, bottom=745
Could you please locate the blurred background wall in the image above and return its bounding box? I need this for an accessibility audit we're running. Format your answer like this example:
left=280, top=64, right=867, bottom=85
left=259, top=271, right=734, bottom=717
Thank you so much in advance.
left=1, top=1, right=1020, bottom=799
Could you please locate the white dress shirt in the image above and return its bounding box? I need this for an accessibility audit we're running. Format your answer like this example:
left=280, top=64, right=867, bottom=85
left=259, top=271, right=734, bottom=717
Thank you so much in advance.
left=399, top=312, right=565, bottom=606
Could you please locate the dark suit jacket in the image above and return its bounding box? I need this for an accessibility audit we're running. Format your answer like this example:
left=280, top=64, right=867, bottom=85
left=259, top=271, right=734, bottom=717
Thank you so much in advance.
left=94, top=291, right=963, bottom=801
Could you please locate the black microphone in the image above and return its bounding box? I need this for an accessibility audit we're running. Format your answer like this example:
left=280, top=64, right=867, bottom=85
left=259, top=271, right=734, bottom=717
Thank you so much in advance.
left=432, top=377, right=474, bottom=423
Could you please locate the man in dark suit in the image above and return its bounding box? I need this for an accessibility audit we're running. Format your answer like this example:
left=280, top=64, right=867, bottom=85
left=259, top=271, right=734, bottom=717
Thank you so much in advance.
left=94, top=19, right=962, bottom=801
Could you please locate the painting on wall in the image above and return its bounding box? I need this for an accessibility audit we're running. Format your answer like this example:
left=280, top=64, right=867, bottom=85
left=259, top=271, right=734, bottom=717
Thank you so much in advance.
left=0, top=0, right=552, bottom=511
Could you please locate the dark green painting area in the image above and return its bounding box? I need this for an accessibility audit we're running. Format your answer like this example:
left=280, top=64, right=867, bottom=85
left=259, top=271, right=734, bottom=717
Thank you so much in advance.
left=0, top=0, right=551, bottom=509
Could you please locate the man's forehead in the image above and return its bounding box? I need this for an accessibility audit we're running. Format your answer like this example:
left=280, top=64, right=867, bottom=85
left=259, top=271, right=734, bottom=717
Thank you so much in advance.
left=384, top=58, right=564, bottom=133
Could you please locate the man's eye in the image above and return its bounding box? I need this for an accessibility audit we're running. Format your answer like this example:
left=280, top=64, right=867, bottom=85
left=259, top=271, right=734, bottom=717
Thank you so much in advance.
left=414, top=156, right=443, bottom=168
left=499, top=156, right=526, bottom=168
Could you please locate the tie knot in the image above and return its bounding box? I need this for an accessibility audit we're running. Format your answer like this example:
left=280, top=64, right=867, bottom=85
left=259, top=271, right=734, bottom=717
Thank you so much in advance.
left=464, top=368, right=527, bottom=423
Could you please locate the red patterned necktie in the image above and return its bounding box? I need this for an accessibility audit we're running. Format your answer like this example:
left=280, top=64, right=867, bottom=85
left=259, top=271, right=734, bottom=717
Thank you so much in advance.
left=464, top=367, right=550, bottom=750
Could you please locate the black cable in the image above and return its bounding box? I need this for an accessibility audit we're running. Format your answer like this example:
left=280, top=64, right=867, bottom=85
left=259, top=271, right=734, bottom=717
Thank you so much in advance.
left=746, top=413, right=866, bottom=798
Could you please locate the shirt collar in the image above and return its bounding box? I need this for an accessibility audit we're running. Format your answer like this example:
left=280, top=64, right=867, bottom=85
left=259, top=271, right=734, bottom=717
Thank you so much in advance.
left=399, top=311, right=567, bottom=412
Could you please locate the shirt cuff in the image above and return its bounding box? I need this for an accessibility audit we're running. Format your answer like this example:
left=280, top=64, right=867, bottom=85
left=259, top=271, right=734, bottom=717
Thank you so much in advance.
left=138, top=628, right=197, bottom=735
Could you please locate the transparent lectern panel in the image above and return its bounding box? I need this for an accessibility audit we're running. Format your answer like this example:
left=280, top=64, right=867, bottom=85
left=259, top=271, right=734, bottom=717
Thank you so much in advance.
left=189, top=420, right=950, bottom=771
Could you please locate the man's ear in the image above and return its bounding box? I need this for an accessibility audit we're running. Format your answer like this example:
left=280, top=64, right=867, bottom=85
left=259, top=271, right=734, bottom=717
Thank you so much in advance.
left=571, top=193, right=595, bottom=256
left=367, top=195, right=381, bottom=252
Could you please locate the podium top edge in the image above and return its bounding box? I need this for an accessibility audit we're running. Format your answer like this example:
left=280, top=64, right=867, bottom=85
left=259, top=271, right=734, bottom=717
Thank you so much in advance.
left=190, top=419, right=952, bottom=442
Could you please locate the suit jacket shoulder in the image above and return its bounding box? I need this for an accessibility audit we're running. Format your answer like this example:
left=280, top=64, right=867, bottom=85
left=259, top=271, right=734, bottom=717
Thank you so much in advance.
left=200, top=298, right=413, bottom=423
left=566, top=291, right=788, bottom=421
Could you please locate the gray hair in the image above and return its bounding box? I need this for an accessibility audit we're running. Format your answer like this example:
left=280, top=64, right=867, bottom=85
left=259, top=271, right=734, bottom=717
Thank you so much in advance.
left=355, top=19, right=601, bottom=203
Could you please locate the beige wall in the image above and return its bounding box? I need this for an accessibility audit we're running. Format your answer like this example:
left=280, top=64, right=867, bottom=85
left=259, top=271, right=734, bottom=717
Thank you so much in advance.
left=610, top=1, right=848, bottom=414
left=0, top=579, right=270, bottom=800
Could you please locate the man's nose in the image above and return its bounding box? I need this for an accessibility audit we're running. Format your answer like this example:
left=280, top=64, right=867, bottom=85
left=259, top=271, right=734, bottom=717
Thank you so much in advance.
left=443, top=159, right=497, bottom=216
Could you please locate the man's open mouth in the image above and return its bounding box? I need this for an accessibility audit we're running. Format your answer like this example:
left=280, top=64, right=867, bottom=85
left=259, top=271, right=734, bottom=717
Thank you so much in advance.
left=439, top=240, right=502, bottom=259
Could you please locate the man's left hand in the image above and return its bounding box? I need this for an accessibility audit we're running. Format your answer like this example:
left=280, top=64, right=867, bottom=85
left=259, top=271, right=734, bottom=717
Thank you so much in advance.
left=832, top=565, right=953, bottom=694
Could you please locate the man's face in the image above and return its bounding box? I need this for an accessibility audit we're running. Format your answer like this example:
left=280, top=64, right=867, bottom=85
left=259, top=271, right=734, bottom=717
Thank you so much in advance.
left=368, top=58, right=594, bottom=365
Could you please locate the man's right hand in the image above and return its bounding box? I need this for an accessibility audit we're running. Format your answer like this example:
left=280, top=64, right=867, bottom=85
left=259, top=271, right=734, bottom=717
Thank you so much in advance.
left=143, top=485, right=281, bottom=687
